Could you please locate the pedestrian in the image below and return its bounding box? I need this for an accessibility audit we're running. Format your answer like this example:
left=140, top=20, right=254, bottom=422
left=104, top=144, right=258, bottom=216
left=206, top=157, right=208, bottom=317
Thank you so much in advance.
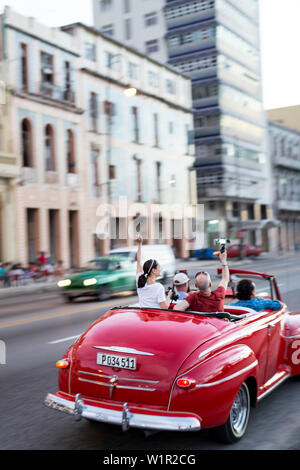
left=37, top=251, right=47, bottom=267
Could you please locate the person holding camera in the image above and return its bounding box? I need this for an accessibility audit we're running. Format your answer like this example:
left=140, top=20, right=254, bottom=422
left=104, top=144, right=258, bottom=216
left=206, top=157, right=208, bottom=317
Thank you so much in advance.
left=173, top=272, right=190, bottom=301
left=173, top=250, right=229, bottom=313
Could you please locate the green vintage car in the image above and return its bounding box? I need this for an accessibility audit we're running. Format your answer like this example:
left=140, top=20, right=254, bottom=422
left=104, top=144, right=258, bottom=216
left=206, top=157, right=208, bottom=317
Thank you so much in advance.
left=57, top=257, right=137, bottom=302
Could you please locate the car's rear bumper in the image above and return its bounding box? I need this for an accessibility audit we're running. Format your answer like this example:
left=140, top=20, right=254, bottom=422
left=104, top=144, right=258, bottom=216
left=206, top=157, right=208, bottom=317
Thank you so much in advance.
left=44, top=392, right=201, bottom=432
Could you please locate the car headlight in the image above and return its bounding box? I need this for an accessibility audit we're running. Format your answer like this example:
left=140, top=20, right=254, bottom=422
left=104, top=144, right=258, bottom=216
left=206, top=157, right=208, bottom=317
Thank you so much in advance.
left=57, top=279, right=71, bottom=288
left=83, top=278, right=97, bottom=287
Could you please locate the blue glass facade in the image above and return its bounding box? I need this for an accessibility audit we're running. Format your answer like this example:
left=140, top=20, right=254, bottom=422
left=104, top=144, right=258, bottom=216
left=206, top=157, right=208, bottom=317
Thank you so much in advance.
left=164, top=0, right=266, bottom=207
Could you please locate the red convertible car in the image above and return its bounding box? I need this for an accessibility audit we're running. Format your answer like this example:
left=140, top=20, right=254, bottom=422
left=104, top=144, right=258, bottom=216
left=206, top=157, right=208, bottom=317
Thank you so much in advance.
left=44, top=269, right=300, bottom=444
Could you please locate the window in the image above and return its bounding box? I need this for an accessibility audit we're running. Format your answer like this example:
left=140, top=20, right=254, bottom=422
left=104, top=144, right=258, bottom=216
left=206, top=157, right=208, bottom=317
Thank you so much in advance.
left=148, top=70, right=159, bottom=88
left=261, top=205, right=267, bottom=219
left=156, top=161, right=162, bottom=202
left=145, top=39, right=159, bottom=54
left=105, top=51, right=119, bottom=70
left=169, top=122, right=174, bottom=134
left=109, top=164, right=117, bottom=180
left=21, top=118, right=33, bottom=168
left=91, top=144, right=101, bottom=197
left=84, top=42, right=96, bottom=61
left=20, top=43, right=28, bottom=91
left=128, top=62, right=139, bottom=80
left=100, top=0, right=113, bottom=11
left=63, top=61, right=74, bottom=103
left=44, top=124, right=55, bottom=172
left=166, top=79, right=176, bottom=95
left=101, top=25, right=114, bottom=37
left=124, top=18, right=131, bottom=40
left=133, top=156, right=142, bottom=202
left=145, top=12, right=158, bottom=27
left=131, top=106, right=139, bottom=143
left=66, top=129, right=76, bottom=174
left=89, top=92, right=98, bottom=132
left=174, top=55, right=217, bottom=73
left=232, top=202, right=240, bottom=218
left=165, top=0, right=215, bottom=20
left=40, top=52, right=54, bottom=95
left=124, top=0, right=130, bottom=13
left=153, top=113, right=159, bottom=147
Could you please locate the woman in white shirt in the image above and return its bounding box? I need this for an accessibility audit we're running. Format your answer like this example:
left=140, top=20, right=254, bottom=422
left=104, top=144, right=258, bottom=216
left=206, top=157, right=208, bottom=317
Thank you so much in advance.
left=136, top=235, right=172, bottom=309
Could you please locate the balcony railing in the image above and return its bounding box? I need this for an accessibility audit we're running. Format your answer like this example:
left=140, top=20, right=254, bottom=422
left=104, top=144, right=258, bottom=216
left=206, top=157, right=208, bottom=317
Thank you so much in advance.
left=39, top=82, right=75, bottom=104
left=66, top=173, right=80, bottom=187
left=21, top=166, right=38, bottom=184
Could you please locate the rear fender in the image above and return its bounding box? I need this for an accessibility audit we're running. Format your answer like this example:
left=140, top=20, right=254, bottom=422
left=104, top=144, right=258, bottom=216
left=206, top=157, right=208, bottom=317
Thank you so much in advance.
left=284, top=313, right=300, bottom=376
left=169, top=344, right=258, bottom=428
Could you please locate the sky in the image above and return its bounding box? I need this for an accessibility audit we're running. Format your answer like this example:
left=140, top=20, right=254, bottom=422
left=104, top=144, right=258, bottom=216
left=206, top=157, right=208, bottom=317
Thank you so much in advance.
left=0, top=0, right=299, bottom=110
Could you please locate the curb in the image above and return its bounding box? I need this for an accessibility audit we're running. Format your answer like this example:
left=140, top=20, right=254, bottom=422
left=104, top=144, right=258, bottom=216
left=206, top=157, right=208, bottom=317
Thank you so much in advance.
left=0, top=283, right=58, bottom=300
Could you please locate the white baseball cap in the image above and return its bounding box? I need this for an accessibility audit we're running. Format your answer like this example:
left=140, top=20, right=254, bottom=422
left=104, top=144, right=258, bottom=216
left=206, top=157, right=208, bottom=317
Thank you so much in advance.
left=173, top=272, right=190, bottom=285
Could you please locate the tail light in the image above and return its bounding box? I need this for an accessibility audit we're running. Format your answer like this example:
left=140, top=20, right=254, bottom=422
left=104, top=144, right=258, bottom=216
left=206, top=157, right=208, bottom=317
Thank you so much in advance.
left=56, top=359, right=70, bottom=369
left=176, top=377, right=196, bottom=389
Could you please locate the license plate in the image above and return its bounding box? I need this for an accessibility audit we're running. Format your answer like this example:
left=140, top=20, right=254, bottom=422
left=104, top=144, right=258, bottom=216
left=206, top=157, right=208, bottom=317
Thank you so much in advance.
left=97, top=353, right=136, bottom=370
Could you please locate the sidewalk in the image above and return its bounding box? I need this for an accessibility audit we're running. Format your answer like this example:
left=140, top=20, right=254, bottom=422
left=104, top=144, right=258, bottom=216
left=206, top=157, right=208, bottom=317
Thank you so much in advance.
left=0, top=280, right=58, bottom=299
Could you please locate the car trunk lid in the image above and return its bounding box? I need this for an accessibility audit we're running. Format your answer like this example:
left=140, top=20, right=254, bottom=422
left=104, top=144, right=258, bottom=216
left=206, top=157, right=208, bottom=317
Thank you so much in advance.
left=70, top=308, right=221, bottom=406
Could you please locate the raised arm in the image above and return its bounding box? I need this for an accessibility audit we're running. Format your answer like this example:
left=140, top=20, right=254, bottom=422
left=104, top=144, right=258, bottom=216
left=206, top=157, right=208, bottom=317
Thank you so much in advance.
left=218, top=249, right=229, bottom=290
left=136, top=234, right=143, bottom=274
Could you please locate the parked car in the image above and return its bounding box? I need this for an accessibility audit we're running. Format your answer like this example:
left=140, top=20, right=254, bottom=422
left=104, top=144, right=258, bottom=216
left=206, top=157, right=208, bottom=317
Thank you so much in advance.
left=109, top=244, right=176, bottom=282
left=45, top=268, right=300, bottom=443
left=57, top=257, right=136, bottom=302
left=227, top=244, right=262, bottom=258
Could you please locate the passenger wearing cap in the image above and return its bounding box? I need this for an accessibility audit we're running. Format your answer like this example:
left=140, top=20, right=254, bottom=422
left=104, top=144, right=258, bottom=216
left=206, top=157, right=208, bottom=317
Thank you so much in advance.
left=136, top=235, right=172, bottom=309
left=173, top=272, right=190, bottom=301
left=174, top=249, right=229, bottom=313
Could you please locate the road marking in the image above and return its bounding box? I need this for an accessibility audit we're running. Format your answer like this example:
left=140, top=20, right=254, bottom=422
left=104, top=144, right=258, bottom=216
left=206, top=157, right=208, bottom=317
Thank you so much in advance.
left=0, top=296, right=138, bottom=329
left=48, top=335, right=81, bottom=345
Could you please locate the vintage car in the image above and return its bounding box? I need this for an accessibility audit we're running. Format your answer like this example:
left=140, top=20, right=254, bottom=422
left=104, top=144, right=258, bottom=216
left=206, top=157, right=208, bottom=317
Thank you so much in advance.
left=57, top=257, right=136, bottom=302
left=227, top=244, right=262, bottom=258
left=45, top=269, right=300, bottom=443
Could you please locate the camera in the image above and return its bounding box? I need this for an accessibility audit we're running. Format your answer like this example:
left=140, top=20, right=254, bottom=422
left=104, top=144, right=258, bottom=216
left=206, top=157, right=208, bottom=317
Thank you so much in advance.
left=166, top=286, right=179, bottom=302
left=214, top=237, right=230, bottom=254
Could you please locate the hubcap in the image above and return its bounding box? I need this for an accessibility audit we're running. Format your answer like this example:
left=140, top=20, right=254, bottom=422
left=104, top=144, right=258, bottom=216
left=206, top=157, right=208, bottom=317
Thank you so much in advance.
left=230, top=384, right=249, bottom=437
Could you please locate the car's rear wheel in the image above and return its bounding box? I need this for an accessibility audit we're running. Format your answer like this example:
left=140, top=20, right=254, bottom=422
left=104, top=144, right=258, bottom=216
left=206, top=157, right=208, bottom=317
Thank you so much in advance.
left=214, top=382, right=250, bottom=444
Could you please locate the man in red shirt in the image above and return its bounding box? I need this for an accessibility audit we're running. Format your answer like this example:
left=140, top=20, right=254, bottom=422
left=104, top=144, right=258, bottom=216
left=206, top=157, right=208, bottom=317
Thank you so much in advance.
left=174, top=250, right=229, bottom=313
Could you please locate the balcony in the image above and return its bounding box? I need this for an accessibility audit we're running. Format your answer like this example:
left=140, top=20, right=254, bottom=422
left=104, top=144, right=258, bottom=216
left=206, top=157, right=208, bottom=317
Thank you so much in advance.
left=21, top=166, right=38, bottom=184
left=39, top=82, right=75, bottom=105
left=0, top=153, right=18, bottom=179
left=45, top=171, right=59, bottom=185
left=66, top=173, right=80, bottom=187
left=14, top=83, right=76, bottom=108
left=277, top=200, right=300, bottom=212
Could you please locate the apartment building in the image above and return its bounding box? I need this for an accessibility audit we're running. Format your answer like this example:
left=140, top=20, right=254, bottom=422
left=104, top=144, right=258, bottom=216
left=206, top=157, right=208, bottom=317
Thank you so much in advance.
left=0, top=7, right=195, bottom=266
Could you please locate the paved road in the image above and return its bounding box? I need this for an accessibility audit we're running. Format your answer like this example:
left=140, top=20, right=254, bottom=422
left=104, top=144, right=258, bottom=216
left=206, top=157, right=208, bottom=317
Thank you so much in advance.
left=1, top=253, right=300, bottom=450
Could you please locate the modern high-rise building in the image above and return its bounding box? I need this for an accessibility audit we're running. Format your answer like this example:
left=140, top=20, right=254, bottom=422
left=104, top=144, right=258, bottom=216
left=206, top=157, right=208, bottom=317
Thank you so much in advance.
left=94, top=0, right=277, bottom=251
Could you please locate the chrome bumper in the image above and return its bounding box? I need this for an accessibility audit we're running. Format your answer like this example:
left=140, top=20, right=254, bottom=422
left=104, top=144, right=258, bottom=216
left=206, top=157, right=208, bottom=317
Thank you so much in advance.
left=44, top=393, right=201, bottom=432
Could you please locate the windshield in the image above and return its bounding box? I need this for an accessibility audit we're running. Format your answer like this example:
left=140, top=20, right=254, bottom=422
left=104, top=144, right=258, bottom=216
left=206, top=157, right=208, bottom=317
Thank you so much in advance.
left=86, top=260, right=109, bottom=271
left=110, top=252, right=134, bottom=260
left=225, top=274, right=275, bottom=302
